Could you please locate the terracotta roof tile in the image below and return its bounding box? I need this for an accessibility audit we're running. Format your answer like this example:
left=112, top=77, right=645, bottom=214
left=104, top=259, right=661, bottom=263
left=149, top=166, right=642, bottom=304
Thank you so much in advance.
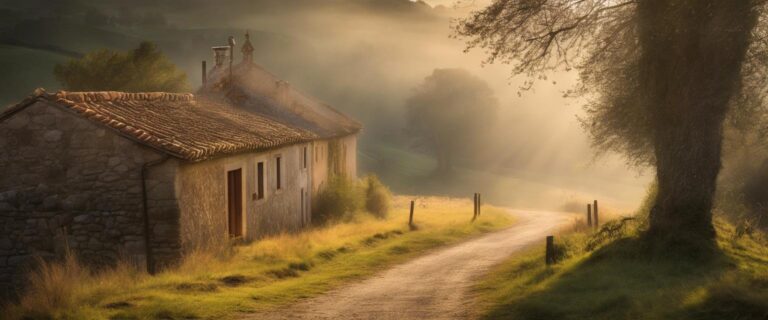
left=1, top=90, right=319, bottom=162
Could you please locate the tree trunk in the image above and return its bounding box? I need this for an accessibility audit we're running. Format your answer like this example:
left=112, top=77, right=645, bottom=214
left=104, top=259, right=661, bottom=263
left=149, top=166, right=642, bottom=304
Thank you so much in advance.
left=637, top=0, right=758, bottom=245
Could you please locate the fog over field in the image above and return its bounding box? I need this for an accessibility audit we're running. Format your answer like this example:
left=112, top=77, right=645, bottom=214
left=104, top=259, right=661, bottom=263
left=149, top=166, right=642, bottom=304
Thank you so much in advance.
left=0, top=0, right=651, bottom=211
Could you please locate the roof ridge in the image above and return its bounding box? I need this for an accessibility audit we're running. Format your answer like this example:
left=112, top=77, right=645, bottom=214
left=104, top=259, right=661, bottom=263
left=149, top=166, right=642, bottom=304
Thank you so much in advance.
left=54, top=91, right=195, bottom=103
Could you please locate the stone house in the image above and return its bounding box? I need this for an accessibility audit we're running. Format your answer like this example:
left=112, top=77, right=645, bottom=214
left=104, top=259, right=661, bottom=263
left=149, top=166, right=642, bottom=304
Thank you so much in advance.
left=0, top=33, right=361, bottom=293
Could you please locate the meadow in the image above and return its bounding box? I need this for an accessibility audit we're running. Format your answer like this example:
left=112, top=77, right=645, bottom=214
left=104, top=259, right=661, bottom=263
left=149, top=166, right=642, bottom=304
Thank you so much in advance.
left=472, top=214, right=768, bottom=320
left=4, top=196, right=514, bottom=320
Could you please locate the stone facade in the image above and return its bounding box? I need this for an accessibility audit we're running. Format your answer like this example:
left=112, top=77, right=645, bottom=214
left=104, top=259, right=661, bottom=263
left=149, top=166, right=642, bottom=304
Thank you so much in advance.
left=178, top=134, right=358, bottom=249
left=0, top=100, right=359, bottom=297
left=178, top=143, right=311, bottom=249
left=0, top=101, right=180, bottom=296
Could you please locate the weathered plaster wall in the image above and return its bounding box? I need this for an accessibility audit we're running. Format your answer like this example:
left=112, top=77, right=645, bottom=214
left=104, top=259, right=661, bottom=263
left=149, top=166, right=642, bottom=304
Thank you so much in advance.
left=177, top=142, right=312, bottom=249
left=310, top=135, right=357, bottom=201
left=339, top=134, right=358, bottom=178
left=311, top=140, right=329, bottom=195
left=0, top=101, right=181, bottom=295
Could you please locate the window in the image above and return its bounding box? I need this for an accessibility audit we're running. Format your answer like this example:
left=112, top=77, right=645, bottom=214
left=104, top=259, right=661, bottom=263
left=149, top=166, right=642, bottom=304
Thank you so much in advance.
left=255, top=161, right=265, bottom=200
left=303, top=146, right=308, bottom=169
left=275, top=155, right=282, bottom=190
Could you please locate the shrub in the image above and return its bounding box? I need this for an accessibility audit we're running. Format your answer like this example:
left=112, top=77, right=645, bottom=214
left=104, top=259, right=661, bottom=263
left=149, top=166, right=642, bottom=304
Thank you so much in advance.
left=312, top=176, right=363, bottom=225
left=363, top=174, right=392, bottom=219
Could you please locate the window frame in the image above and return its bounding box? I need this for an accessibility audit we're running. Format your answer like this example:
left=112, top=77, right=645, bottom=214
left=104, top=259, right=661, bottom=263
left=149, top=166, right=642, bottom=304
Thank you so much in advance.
left=275, top=154, right=283, bottom=191
left=254, top=160, right=266, bottom=201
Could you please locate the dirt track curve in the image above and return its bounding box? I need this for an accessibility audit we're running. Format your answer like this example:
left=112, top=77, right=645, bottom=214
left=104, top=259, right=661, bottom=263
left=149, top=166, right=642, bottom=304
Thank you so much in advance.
left=248, top=209, right=573, bottom=320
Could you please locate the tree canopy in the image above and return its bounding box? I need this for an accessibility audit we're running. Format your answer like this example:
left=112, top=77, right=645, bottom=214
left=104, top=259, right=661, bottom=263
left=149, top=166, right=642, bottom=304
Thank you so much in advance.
left=456, top=0, right=768, bottom=246
left=406, top=68, right=498, bottom=174
left=54, top=41, right=188, bottom=92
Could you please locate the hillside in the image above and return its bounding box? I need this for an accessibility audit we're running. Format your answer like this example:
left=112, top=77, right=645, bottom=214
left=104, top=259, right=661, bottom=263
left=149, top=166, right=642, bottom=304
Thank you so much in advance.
left=0, top=45, right=69, bottom=107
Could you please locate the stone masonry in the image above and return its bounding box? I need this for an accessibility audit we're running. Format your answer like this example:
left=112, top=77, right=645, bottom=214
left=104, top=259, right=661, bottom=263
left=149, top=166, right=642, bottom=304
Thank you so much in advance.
left=0, top=101, right=180, bottom=297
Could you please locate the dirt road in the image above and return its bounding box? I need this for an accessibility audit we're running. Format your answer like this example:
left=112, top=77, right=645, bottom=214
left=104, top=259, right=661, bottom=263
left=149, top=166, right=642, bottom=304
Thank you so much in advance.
left=250, top=209, right=573, bottom=320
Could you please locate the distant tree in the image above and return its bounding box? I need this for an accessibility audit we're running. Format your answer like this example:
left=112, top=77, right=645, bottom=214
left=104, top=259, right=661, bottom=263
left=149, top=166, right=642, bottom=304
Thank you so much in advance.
left=54, top=41, right=188, bottom=92
left=406, top=68, right=498, bottom=174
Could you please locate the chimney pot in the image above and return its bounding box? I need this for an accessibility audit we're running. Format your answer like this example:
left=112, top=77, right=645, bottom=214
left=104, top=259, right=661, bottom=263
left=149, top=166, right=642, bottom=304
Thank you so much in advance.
left=212, top=46, right=229, bottom=67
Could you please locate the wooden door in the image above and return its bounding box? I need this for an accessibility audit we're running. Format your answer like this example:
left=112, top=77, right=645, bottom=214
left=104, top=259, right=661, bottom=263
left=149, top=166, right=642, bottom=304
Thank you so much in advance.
left=227, top=169, right=243, bottom=238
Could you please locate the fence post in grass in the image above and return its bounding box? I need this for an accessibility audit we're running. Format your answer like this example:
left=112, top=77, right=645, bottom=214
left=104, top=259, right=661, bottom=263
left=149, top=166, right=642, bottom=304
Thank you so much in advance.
left=587, top=203, right=592, bottom=227
left=593, top=200, right=599, bottom=228
left=478, top=193, right=482, bottom=216
left=409, top=200, right=415, bottom=227
left=472, top=193, right=478, bottom=222
left=546, top=235, right=555, bottom=265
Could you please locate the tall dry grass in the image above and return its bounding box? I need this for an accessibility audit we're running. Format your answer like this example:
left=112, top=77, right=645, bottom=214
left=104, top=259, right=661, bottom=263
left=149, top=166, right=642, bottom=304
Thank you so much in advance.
left=6, top=250, right=144, bottom=319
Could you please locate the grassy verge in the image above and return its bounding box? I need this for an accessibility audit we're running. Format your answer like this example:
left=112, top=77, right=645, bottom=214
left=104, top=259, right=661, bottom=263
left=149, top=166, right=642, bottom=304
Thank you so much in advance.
left=5, top=196, right=514, bottom=320
left=472, top=218, right=768, bottom=320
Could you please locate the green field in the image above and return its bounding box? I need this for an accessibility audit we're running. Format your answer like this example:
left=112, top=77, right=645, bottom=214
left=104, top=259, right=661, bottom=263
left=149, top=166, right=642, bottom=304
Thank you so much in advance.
left=360, top=142, right=645, bottom=212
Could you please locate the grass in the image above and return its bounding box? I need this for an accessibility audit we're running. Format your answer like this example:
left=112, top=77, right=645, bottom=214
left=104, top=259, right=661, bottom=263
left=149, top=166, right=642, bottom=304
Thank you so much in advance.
left=472, top=217, right=768, bottom=320
left=4, top=196, right=514, bottom=320
left=359, top=142, right=647, bottom=212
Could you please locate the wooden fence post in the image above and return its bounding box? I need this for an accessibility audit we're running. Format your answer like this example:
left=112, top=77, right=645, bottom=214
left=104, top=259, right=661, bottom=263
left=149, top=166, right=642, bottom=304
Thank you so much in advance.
left=472, top=193, right=478, bottom=221
left=593, top=200, right=599, bottom=228
left=587, top=203, right=592, bottom=227
left=409, top=200, right=415, bottom=227
left=546, top=236, right=555, bottom=265
left=478, top=193, right=481, bottom=216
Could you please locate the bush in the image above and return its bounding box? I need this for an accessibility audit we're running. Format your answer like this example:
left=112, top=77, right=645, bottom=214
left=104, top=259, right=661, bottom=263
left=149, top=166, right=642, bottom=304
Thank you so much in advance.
left=363, top=175, right=392, bottom=219
left=312, top=176, right=363, bottom=225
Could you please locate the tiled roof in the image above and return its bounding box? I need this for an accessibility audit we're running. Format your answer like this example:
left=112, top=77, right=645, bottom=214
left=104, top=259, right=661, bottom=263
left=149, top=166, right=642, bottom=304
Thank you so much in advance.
left=0, top=90, right=319, bottom=162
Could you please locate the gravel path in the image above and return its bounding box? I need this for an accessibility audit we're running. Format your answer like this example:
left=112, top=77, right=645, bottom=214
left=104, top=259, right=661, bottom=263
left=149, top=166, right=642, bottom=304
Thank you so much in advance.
left=248, top=209, right=573, bottom=320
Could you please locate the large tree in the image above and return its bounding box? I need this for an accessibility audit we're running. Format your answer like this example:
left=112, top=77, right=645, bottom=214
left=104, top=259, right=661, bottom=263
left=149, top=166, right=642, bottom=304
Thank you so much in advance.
left=54, top=41, right=188, bottom=92
left=456, top=0, right=768, bottom=246
left=406, top=68, right=498, bottom=174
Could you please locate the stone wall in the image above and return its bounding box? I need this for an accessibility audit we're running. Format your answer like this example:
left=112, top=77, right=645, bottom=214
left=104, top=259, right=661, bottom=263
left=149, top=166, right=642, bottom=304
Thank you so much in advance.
left=177, top=143, right=312, bottom=249
left=0, top=101, right=181, bottom=296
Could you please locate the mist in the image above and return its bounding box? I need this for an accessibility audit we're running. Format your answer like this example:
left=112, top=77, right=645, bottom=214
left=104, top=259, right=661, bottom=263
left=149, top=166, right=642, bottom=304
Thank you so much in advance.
left=0, top=0, right=651, bottom=211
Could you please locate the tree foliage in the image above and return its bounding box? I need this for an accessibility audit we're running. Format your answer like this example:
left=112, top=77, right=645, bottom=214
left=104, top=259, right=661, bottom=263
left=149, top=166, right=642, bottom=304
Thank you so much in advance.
left=406, top=68, right=498, bottom=173
left=456, top=0, right=768, bottom=244
left=456, top=0, right=768, bottom=166
left=54, top=41, right=188, bottom=92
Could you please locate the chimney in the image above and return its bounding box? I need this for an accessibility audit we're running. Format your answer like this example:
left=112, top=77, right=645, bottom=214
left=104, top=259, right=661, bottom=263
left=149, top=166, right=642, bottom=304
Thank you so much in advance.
left=227, top=36, right=236, bottom=84
left=212, top=46, right=229, bottom=67
left=201, top=60, right=207, bottom=87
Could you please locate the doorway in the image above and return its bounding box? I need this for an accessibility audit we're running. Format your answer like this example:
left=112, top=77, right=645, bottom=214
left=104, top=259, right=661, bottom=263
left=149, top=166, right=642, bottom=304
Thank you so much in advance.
left=227, top=168, right=243, bottom=238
